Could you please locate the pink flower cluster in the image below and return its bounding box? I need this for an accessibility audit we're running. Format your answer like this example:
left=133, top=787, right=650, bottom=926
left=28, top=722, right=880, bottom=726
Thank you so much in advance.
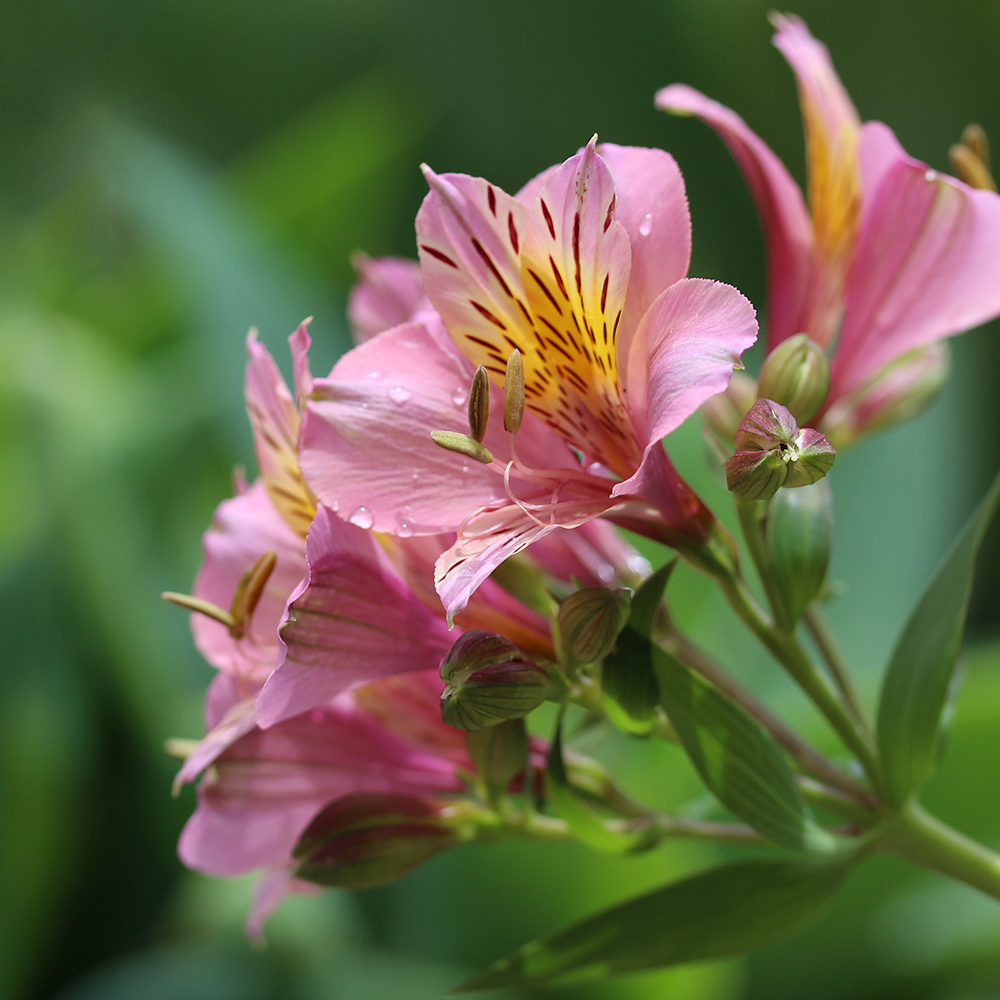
left=171, top=14, right=1000, bottom=935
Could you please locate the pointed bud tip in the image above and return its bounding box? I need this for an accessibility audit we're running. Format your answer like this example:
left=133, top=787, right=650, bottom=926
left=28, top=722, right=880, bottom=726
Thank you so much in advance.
left=757, top=333, right=830, bottom=424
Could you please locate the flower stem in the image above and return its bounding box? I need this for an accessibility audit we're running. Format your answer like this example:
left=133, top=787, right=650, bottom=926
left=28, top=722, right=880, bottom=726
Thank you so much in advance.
left=717, top=572, right=881, bottom=785
left=882, top=801, right=1000, bottom=900
left=803, top=605, right=872, bottom=732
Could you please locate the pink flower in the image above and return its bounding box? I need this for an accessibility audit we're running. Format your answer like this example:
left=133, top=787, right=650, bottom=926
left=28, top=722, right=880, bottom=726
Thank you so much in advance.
left=299, top=141, right=756, bottom=619
left=657, top=14, right=1000, bottom=420
left=347, top=253, right=428, bottom=344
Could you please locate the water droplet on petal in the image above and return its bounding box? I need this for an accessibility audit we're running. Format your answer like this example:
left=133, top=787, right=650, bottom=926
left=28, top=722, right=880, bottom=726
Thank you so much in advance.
left=331, top=500, right=340, bottom=513
left=638, top=213, right=653, bottom=236
left=627, top=554, right=652, bottom=577
left=310, top=708, right=325, bottom=724
left=366, top=370, right=381, bottom=380
left=349, top=506, right=375, bottom=529
left=598, top=562, right=616, bottom=584
left=395, top=508, right=415, bottom=537
left=411, top=472, right=420, bottom=484
left=388, top=385, right=411, bottom=405
left=452, top=386, right=468, bottom=406
left=925, top=169, right=938, bottom=182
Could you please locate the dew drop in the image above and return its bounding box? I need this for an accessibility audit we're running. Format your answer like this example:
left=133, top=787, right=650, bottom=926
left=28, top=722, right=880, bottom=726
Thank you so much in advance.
left=331, top=500, right=340, bottom=513
left=638, top=213, right=653, bottom=236
left=395, top=509, right=415, bottom=538
left=388, top=385, right=411, bottom=405
left=452, top=386, right=468, bottom=406
left=925, top=169, right=938, bottom=182
left=310, top=708, right=325, bottom=724
left=598, top=562, right=616, bottom=584
left=627, top=554, right=652, bottom=577
left=366, top=370, right=382, bottom=380
left=411, top=472, right=420, bottom=484
left=349, top=506, right=375, bottom=529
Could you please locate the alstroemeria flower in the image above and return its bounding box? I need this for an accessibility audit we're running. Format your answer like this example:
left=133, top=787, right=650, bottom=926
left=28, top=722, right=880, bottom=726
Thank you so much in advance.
left=657, top=14, right=1000, bottom=421
left=299, top=142, right=757, bottom=618
left=347, top=253, right=428, bottom=344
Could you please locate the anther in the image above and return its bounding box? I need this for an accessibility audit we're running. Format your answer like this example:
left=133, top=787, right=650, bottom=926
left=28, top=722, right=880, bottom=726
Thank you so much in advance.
left=230, top=550, right=277, bottom=635
left=950, top=124, right=996, bottom=191
left=503, top=349, right=525, bottom=434
left=431, top=430, right=494, bottom=464
left=161, top=592, right=237, bottom=629
left=467, top=365, right=491, bottom=442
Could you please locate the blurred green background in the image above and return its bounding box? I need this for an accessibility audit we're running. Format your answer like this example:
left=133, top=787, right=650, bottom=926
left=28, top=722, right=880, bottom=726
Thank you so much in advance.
left=3, top=0, right=1000, bottom=997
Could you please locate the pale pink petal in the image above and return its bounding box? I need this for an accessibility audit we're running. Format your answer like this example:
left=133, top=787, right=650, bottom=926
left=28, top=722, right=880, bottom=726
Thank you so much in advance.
left=256, top=505, right=455, bottom=727
left=527, top=519, right=649, bottom=588
left=347, top=255, right=427, bottom=344
left=597, top=144, right=691, bottom=360
left=178, top=698, right=461, bottom=876
left=515, top=164, right=558, bottom=205
left=246, top=868, right=320, bottom=940
left=623, top=277, right=758, bottom=448
left=174, top=695, right=258, bottom=792
left=298, top=319, right=573, bottom=535
left=520, top=142, right=637, bottom=473
left=416, top=167, right=534, bottom=370
left=831, top=122, right=1000, bottom=398
left=191, top=481, right=307, bottom=683
left=245, top=331, right=315, bottom=538
left=656, top=84, right=813, bottom=349
left=289, top=319, right=313, bottom=409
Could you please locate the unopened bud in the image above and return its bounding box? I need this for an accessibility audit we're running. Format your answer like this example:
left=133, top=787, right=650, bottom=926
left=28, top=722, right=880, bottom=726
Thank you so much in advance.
left=819, top=342, right=950, bottom=450
left=467, top=364, right=491, bottom=442
left=292, top=792, right=459, bottom=889
left=558, top=587, right=632, bottom=663
left=950, top=124, right=996, bottom=192
left=503, top=349, right=525, bottom=433
left=726, top=399, right=836, bottom=501
left=757, top=333, right=830, bottom=424
left=767, top=479, right=833, bottom=626
left=467, top=718, right=529, bottom=797
left=701, top=371, right=757, bottom=442
left=430, top=430, right=494, bottom=464
left=440, top=630, right=557, bottom=730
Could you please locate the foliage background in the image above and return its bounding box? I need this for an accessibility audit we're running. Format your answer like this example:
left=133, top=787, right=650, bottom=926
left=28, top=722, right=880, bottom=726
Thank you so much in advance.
left=3, top=0, right=1000, bottom=997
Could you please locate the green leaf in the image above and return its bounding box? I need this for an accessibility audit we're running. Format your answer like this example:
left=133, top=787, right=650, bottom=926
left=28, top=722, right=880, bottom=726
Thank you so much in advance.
left=767, top=479, right=833, bottom=627
left=546, top=713, right=653, bottom=853
left=601, top=562, right=673, bottom=734
left=655, top=649, right=833, bottom=851
left=453, top=853, right=850, bottom=992
left=877, top=469, right=1000, bottom=806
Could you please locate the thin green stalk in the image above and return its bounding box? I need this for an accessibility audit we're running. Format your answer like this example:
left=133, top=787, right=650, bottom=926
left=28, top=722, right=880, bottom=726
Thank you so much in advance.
left=717, top=572, right=880, bottom=785
left=663, top=628, right=874, bottom=805
left=803, top=605, right=872, bottom=732
left=797, top=776, right=879, bottom=825
left=514, top=810, right=767, bottom=846
left=737, top=497, right=788, bottom=625
left=882, top=801, right=1000, bottom=901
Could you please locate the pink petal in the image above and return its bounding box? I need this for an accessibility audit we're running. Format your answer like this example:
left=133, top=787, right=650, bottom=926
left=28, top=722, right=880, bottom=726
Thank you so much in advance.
left=515, top=164, right=558, bottom=205
left=597, top=144, right=691, bottom=359
left=191, top=481, right=307, bottom=683
left=623, top=277, right=758, bottom=449
left=255, top=505, right=455, bottom=727
left=347, top=255, right=427, bottom=344
left=831, top=122, right=1000, bottom=398
left=245, top=331, right=315, bottom=539
left=174, top=695, right=258, bottom=793
left=289, top=319, right=313, bottom=409
left=178, top=697, right=461, bottom=876
left=656, top=83, right=813, bottom=350
left=246, top=868, right=320, bottom=941
left=298, top=318, right=573, bottom=535
left=527, top=517, right=649, bottom=589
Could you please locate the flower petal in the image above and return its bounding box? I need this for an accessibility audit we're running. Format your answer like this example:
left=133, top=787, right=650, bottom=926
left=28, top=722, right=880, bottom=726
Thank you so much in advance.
left=597, top=144, right=691, bottom=357
left=831, top=122, right=1000, bottom=398
left=245, top=331, right=316, bottom=538
left=656, top=83, right=813, bottom=349
left=178, top=696, right=460, bottom=876
left=289, top=319, right=313, bottom=409
left=256, top=505, right=455, bottom=727
left=347, top=255, right=427, bottom=344
left=191, top=481, right=307, bottom=683
left=623, top=277, right=758, bottom=449
left=246, top=868, right=320, bottom=941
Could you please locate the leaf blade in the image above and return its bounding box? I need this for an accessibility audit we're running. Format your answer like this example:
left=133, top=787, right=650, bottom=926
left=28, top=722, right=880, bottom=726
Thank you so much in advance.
left=877, top=470, right=1000, bottom=805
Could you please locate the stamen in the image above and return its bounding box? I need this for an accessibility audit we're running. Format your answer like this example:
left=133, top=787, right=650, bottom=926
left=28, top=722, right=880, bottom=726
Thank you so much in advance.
left=161, top=592, right=237, bottom=629
left=503, top=349, right=525, bottom=434
left=950, top=124, right=997, bottom=191
left=431, top=429, right=494, bottom=464
left=233, top=550, right=277, bottom=629
left=467, top=364, right=491, bottom=442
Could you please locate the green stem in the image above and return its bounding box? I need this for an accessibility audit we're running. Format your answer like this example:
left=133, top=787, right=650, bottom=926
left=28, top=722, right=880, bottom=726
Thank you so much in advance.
left=737, top=498, right=789, bottom=627
left=797, top=777, right=878, bottom=825
left=883, top=801, right=1000, bottom=900
left=718, top=572, right=880, bottom=785
left=514, top=810, right=766, bottom=846
left=803, top=605, right=872, bottom=732
left=663, top=628, right=873, bottom=804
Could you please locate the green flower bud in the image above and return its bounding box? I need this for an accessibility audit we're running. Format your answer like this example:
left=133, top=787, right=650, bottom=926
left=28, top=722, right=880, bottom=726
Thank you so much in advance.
left=757, top=333, right=830, bottom=424
left=725, top=447, right=789, bottom=500
left=467, top=718, right=529, bottom=798
left=767, top=479, right=833, bottom=626
left=292, top=792, right=460, bottom=889
left=557, top=587, right=632, bottom=663
left=440, top=630, right=558, bottom=730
